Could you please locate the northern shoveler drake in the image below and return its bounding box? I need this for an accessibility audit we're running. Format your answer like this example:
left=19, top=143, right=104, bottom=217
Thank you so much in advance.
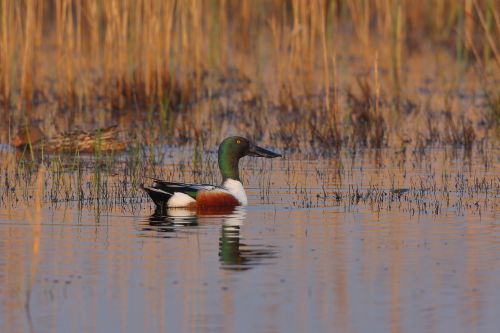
left=12, top=124, right=127, bottom=153
left=142, top=136, right=281, bottom=212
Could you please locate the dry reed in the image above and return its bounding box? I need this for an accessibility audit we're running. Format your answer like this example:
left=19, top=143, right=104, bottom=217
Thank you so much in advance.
left=0, top=0, right=498, bottom=149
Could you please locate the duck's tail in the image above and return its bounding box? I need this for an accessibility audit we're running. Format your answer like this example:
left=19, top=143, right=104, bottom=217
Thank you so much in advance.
left=141, top=183, right=173, bottom=209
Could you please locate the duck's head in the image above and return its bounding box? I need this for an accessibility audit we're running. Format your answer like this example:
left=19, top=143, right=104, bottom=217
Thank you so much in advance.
left=12, top=125, right=45, bottom=148
left=218, top=136, right=281, bottom=181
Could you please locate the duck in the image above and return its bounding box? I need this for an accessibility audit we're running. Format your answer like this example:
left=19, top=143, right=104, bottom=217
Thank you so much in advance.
left=142, top=136, right=281, bottom=212
left=12, top=124, right=127, bottom=153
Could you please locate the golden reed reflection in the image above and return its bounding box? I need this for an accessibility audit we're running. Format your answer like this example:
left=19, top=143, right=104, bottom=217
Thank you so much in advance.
left=0, top=146, right=498, bottom=332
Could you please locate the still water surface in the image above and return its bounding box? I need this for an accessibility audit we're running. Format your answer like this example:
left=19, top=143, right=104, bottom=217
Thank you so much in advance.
left=0, top=148, right=498, bottom=333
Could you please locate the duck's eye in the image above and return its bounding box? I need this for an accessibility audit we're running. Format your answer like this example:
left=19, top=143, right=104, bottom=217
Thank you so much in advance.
left=236, top=139, right=241, bottom=144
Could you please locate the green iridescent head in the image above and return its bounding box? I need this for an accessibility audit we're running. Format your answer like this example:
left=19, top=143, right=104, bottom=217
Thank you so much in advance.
left=218, top=136, right=281, bottom=181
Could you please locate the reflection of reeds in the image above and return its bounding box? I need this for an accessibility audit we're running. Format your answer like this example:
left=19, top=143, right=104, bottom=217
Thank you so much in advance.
left=25, top=164, right=44, bottom=311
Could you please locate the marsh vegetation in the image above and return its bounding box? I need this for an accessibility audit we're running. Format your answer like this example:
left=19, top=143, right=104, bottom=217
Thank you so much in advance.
left=0, top=1, right=499, bottom=332
left=0, top=0, right=499, bottom=150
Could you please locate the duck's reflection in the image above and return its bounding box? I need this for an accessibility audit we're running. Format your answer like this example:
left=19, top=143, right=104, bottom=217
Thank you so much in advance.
left=143, top=206, right=277, bottom=270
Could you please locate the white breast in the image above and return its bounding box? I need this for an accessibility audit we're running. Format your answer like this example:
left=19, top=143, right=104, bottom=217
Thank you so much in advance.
left=222, top=179, right=248, bottom=205
left=167, top=192, right=196, bottom=207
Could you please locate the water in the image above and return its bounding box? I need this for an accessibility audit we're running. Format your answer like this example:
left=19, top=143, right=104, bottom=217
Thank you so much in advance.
left=0, top=148, right=498, bottom=333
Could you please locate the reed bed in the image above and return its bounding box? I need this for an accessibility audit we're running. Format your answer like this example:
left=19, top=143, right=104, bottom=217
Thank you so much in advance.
left=0, top=146, right=497, bottom=218
left=0, top=0, right=499, bottom=150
